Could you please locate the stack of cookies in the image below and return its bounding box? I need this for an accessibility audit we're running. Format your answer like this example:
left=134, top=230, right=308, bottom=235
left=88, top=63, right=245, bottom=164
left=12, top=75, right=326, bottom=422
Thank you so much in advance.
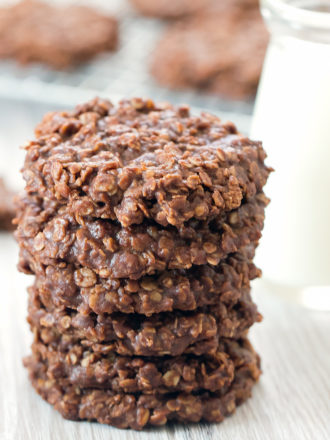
left=16, top=98, right=271, bottom=430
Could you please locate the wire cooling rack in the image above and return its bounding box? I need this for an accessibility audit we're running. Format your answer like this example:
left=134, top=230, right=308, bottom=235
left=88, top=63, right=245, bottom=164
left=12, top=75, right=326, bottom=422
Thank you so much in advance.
left=0, top=0, right=253, bottom=132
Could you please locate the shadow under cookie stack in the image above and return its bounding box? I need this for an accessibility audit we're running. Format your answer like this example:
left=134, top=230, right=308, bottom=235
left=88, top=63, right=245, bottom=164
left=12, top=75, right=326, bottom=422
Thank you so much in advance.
left=16, top=98, right=271, bottom=430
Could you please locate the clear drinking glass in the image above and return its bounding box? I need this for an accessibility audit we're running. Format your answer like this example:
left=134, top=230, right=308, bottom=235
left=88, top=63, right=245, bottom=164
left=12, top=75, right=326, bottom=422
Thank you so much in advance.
left=251, top=0, right=330, bottom=310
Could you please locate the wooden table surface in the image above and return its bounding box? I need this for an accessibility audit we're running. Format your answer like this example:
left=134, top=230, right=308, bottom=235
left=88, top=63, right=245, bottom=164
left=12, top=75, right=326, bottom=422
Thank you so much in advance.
left=0, top=99, right=329, bottom=440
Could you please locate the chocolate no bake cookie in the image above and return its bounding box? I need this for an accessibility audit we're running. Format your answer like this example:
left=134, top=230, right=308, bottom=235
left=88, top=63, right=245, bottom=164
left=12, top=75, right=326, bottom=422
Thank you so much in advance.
left=0, top=0, right=118, bottom=69
left=24, top=338, right=261, bottom=429
left=17, top=97, right=270, bottom=430
left=129, top=0, right=260, bottom=19
left=26, top=337, right=257, bottom=394
left=22, top=98, right=270, bottom=227
left=150, top=4, right=268, bottom=99
left=28, top=285, right=261, bottom=356
left=25, top=247, right=260, bottom=315
left=16, top=195, right=266, bottom=279
left=0, top=178, right=15, bottom=230
left=129, top=0, right=209, bottom=18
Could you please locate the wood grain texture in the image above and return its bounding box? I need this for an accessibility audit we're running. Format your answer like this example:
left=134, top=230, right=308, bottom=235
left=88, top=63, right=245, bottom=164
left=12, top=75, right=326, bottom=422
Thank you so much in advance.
left=0, top=99, right=329, bottom=439
left=0, top=233, right=329, bottom=440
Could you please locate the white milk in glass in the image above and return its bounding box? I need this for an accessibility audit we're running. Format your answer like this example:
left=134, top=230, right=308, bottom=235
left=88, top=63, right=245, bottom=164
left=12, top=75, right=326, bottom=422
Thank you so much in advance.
left=251, top=1, right=330, bottom=307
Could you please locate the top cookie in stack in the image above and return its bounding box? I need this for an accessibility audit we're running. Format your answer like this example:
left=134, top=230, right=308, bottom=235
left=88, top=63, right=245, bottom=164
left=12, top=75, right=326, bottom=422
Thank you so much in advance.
left=16, top=98, right=271, bottom=429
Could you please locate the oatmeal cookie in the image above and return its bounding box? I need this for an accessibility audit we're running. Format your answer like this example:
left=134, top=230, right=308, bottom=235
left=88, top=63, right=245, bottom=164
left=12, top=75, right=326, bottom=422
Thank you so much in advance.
left=0, top=0, right=118, bottom=69
left=24, top=338, right=261, bottom=429
left=151, top=6, right=268, bottom=99
left=22, top=98, right=271, bottom=228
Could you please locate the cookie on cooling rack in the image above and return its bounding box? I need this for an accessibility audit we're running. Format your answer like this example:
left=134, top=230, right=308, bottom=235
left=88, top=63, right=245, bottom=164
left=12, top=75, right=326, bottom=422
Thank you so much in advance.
left=0, top=0, right=118, bottom=69
left=129, top=0, right=209, bottom=18
left=150, top=1, right=269, bottom=99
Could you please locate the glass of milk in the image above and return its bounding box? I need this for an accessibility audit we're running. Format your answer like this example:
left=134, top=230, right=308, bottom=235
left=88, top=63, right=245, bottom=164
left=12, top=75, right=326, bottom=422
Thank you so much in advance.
left=251, top=0, right=330, bottom=310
